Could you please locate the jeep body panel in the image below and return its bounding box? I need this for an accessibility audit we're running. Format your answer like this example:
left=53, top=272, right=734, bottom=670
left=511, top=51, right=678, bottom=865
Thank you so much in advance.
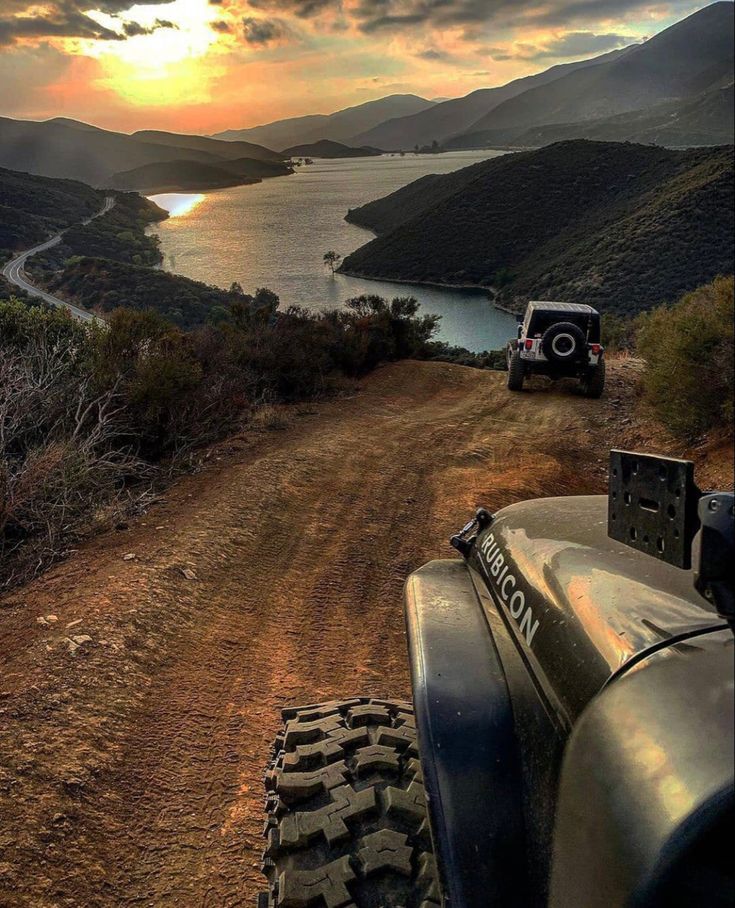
left=468, top=495, right=726, bottom=724
left=550, top=634, right=734, bottom=908
left=404, top=495, right=730, bottom=907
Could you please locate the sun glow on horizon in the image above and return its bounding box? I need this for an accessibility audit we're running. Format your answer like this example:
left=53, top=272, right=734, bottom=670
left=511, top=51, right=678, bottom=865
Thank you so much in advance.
left=82, top=0, right=222, bottom=108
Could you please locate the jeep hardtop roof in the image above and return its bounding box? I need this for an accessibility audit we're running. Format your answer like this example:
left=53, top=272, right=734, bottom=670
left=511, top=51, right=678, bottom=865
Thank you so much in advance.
left=527, top=301, right=598, bottom=315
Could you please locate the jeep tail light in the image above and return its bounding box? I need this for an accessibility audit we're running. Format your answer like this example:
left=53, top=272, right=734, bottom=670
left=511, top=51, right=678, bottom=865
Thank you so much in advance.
left=525, top=339, right=534, bottom=350
left=590, top=344, right=601, bottom=355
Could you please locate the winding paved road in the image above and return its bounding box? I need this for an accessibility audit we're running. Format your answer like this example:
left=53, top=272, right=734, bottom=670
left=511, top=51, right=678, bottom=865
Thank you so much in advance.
left=1, top=196, right=115, bottom=322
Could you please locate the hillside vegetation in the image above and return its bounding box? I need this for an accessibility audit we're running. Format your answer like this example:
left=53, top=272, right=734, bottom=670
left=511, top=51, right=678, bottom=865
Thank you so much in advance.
left=43, top=259, right=253, bottom=327
left=638, top=276, right=734, bottom=438
left=0, top=166, right=102, bottom=259
left=0, top=293, right=438, bottom=586
left=342, top=141, right=734, bottom=315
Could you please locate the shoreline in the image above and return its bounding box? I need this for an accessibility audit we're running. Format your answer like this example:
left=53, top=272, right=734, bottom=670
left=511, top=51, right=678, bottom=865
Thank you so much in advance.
left=337, top=266, right=518, bottom=313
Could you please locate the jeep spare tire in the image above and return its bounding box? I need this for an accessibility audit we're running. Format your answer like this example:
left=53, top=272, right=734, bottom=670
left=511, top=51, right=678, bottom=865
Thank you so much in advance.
left=541, top=322, right=586, bottom=364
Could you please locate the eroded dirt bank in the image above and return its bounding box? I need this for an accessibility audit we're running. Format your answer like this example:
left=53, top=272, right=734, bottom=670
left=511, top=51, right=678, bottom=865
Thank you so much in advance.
left=0, top=360, right=731, bottom=907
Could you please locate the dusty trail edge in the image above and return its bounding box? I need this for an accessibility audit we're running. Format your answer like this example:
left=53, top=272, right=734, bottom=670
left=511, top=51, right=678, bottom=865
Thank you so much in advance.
left=0, top=360, right=730, bottom=907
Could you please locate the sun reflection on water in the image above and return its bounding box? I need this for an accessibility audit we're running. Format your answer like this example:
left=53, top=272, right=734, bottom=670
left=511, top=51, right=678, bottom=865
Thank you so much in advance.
left=148, top=193, right=205, bottom=217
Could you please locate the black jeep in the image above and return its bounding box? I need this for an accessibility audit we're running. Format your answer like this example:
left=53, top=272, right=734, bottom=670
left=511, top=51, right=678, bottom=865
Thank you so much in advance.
left=507, top=301, right=605, bottom=397
left=258, top=452, right=733, bottom=908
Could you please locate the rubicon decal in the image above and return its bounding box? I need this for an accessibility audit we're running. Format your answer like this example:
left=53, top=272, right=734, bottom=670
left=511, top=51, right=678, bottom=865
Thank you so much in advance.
left=479, top=533, right=540, bottom=646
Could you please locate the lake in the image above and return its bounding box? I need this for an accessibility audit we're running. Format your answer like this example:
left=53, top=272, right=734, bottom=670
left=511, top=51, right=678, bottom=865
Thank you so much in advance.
left=149, top=151, right=517, bottom=353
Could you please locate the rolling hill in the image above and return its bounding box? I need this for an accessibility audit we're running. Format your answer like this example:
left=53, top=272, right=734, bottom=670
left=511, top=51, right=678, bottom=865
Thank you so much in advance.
left=213, top=95, right=435, bottom=150
left=341, top=140, right=734, bottom=316
left=108, top=157, right=292, bottom=193
left=450, top=2, right=734, bottom=148
left=0, top=117, right=287, bottom=191
left=350, top=48, right=633, bottom=151
left=0, top=165, right=103, bottom=255
left=282, top=140, right=382, bottom=159
left=132, top=130, right=282, bottom=162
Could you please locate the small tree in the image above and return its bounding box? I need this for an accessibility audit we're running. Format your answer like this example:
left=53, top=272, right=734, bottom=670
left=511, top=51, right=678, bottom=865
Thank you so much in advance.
left=323, top=251, right=342, bottom=275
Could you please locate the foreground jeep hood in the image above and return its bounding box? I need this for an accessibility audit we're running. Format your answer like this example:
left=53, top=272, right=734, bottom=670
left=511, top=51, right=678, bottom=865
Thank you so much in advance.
left=470, top=495, right=728, bottom=724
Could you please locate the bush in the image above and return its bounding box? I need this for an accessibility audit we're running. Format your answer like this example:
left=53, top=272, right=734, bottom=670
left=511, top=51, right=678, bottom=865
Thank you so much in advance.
left=637, top=276, right=734, bottom=438
left=0, top=292, right=439, bottom=586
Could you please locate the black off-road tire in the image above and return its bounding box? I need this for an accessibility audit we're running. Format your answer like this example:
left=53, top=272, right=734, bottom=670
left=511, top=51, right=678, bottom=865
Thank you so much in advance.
left=507, top=349, right=525, bottom=391
left=579, top=357, right=606, bottom=398
left=259, top=698, right=440, bottom=908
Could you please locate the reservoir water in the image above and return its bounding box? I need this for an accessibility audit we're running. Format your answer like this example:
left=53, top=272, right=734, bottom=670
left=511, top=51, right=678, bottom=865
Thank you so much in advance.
left=149, top=151, right=517, bottom=353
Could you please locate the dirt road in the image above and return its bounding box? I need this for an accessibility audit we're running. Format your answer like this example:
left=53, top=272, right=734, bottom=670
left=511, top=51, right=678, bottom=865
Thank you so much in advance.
left=0, top=360, right=727, bottom=907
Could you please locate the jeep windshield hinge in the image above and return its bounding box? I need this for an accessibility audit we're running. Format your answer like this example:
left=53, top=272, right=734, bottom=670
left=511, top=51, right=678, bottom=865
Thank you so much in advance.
left=450, top=508, right=494, bottom=557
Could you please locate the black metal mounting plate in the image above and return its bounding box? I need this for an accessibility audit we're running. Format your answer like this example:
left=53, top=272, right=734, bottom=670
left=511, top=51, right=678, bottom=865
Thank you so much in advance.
left=608, top=450, right=700, bottom=570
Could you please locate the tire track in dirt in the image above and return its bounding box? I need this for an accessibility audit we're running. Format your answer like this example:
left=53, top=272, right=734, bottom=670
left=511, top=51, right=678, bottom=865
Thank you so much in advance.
left=0, top=362, right=638, bottom=906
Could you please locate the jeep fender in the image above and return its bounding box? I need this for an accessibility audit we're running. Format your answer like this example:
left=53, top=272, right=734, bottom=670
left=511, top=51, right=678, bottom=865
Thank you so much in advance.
left=550, top=639, right=734, bottom=908
left=404, top=560, right=528, bottom=908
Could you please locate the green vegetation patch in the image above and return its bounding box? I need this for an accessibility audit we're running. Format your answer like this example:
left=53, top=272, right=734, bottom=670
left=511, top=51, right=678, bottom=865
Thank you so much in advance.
left=0, top=166, right=102, bottom=260
left=638, top=276, right=734, bottom=438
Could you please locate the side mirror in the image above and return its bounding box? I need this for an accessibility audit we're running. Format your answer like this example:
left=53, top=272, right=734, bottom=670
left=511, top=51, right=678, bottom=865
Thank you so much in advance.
left=517, top=325, right=523, bottom=338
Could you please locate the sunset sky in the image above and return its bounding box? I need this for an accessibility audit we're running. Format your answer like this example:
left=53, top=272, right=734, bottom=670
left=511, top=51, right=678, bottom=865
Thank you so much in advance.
left=0, top=0, right=715, bottom=134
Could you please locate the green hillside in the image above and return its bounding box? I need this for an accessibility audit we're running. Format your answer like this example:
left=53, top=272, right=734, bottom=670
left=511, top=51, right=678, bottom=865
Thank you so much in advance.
left=44, top=257, right=244, bottom=328
left=0, top=166, right=102, bottom=257
left=342, top=140, right=734, bottom=315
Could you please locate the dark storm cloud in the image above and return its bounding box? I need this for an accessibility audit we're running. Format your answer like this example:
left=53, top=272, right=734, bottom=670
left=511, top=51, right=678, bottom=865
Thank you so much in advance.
left=248, top=0, right=335, bottom=16
left=0, top=0, right=175, bottom=47
left=518, top=30, right=634, bottom=59
left=244, top=0, right=699, bottom=32
left=242, top=15, right=290, bottom=43
left=122, top=18, right=177, bottom=37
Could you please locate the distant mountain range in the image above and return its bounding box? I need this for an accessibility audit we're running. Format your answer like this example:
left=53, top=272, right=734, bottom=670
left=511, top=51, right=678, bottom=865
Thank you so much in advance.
left=0, top=117, right=289, bottom=192
left=1, top=3, right=731, bottom=197
left=282, top=140, right=382, bottom=159
left=500, top=83, right=734, bottom=150
left=449, top=1, right=734, bottom=149
left=351, top=47, right=634, bottom=151
left=213, top=95, right=435, bottom=150
left=342, top=140, right=734, bottom=316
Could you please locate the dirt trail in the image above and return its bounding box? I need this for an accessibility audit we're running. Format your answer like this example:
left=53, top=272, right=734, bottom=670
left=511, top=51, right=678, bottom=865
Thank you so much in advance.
left=0, top=360, right=726, bottom=907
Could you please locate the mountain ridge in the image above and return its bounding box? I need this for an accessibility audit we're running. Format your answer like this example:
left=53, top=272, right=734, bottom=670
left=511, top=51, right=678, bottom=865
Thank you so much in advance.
left=452, top=2, right=734, bottom=147
left=342, top=140, right=734, bottom=315
left=213, top=94, right=434, bottom=150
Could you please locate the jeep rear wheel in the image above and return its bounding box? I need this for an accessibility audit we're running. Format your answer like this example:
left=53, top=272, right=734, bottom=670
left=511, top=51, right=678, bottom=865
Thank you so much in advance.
left=259, top=698, right=439, bottom=908
left=580, top=357, right=606, bottom=398
left=507, top=349, right=525, bottom=391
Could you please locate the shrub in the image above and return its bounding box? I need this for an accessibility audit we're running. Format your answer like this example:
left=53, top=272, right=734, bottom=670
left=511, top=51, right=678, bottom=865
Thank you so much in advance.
left=0, top=292, right=439, bottom=586
left=637, top=276, right=734, bottom=438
